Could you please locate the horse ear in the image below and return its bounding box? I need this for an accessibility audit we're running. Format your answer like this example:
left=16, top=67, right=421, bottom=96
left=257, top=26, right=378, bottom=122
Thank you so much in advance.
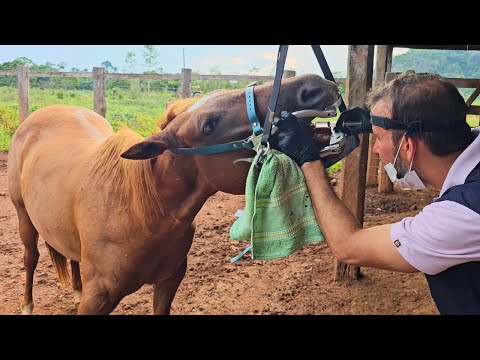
left=121, top=139, right=168, bottom=160
left=159, top=98, right=197, bottom=129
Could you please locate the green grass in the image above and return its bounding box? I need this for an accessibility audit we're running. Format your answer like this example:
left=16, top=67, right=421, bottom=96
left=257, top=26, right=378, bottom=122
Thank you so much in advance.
left=0, top=87, right=178, bottom=151
left=1, top=86, right=479, bottom=152
left=326, top=161, right=342, bottom=174
left=467, top=115, right=479, bottom=127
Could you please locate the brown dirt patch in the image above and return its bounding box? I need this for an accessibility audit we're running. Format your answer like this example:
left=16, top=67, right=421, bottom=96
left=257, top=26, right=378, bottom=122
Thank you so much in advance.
left=0, top=152, right=438, bottom=314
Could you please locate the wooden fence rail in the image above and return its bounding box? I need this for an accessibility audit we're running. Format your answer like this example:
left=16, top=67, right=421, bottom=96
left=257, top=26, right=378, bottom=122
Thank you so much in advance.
left=0, top=67, right=346, bottom=121
left=386, top=72, right=480, bottom=115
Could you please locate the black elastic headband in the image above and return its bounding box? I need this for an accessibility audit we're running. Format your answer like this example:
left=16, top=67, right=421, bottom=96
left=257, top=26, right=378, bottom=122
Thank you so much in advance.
left=370, top=114, right=462, bottom=136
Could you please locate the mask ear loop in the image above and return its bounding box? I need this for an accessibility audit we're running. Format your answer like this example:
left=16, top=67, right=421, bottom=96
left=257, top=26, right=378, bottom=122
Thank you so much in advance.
left=392, top=134, right=405, bottom=167
left=407, top=138, right=416, bottom=173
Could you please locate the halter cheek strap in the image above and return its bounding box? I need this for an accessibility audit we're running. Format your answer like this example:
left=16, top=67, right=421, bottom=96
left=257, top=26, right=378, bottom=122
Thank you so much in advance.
left=245, top=83, right=263, bottom=136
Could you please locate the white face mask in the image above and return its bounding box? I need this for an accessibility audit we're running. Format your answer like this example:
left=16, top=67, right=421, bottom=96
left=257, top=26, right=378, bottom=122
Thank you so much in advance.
left=383, top=135, right=426, bottom=190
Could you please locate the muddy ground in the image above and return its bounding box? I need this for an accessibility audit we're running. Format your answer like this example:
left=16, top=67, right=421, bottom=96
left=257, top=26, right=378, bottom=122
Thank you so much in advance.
left=0, top=152, right=439, bottom=315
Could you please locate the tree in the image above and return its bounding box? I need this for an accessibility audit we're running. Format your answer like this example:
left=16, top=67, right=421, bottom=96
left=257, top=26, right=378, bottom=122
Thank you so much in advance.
left=123, top=51, right=137, bottom=73
left=209, top=66, right=222, bottom=75
left=143, top=45, right=160, bottom=92
left=0, top=57, right=35, bottom=70
left=57, top=62, right=68, bottom=71
left=101, top=60, right=117, bottom=73
left=0, top=57, right=36, bottom=87
left=123, top=51, right=139, bottom=92
left=248, top=66, right=260, bottom=75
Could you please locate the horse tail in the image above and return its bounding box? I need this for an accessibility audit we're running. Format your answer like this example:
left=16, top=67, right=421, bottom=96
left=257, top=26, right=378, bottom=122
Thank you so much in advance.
left=45, top=243, right=70, bottom=286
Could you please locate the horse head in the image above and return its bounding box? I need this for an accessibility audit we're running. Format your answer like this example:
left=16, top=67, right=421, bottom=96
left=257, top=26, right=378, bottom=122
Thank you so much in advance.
left=121, top=74, right=339, bottom=194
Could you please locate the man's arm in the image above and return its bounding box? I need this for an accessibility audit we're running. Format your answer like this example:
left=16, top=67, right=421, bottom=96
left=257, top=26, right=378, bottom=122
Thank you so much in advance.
left=271, top=112, right=417, bottom=273
left=302, top=160, right=418, bottom=273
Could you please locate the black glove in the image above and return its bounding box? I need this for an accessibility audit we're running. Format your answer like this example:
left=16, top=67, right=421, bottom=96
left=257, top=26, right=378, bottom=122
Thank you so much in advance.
left=271, top=112, right=321, bottom=167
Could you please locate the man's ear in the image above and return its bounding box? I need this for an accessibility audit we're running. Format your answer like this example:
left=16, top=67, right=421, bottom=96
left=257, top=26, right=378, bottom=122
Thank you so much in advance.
left=404, top=136, right=416, bottom=163
left=121, top=133, right=171, bottom=160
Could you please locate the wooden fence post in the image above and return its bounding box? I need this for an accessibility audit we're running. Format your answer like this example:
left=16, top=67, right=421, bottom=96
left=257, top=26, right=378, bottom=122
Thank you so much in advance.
left=376, top=46, right=394, bottom=193
left=366, top=133, right=379, bottom=186
left=366, top=46, right=392, bottom=187
left=18, top=66, right=30, bottom=123
left=335, top=45, right=375, bottom=281
left=283, top=70, right=296, bottom=78
left=181, top=68, right=192, bottom=99
left=93, top=67, right=106, bottom=117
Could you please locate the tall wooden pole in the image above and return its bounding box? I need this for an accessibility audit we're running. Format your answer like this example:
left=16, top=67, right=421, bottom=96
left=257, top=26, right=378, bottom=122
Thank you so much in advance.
left=18, top=66, right=30, bottom=122
left=93, top=67, right=106, bottom=117
left=335, top=45, right=375, bottom=281
left=376, top=46, right=394, bottom=194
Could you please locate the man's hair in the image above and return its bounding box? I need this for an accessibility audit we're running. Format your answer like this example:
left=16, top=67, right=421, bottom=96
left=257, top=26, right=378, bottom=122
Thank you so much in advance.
left=367, top=72, right=473, bottom=156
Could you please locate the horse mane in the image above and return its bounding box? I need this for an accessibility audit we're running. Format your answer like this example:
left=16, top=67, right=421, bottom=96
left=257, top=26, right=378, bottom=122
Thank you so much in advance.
left=158, top=97, right=198, bottom=130
left=90, top=127, right=164, bottom=226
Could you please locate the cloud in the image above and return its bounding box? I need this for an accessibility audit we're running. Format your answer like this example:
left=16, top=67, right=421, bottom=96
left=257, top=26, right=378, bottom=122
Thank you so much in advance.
left=230, top=56, right=247, bottom=65
left=393, top=47, right=410, bottom=56
left=194, top=45, right=348, bottom=76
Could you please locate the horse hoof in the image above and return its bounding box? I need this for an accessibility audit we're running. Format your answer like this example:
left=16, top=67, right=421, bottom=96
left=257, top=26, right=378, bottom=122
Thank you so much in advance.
left=21, top=303, right=34, bottom=315
left=74, top=290, right=82, bottom=306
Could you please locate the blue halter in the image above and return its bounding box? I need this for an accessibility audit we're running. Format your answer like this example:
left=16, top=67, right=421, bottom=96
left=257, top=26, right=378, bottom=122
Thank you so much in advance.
left=170, top=83, right=262, bottom=155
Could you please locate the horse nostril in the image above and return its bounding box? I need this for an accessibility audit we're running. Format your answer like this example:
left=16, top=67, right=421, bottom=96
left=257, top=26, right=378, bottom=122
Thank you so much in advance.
left=300, top=89, right=309, bottom=103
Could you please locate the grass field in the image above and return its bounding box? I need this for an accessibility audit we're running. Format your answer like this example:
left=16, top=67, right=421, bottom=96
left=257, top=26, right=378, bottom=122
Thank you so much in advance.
left=0, top=87, right=177, bottom=151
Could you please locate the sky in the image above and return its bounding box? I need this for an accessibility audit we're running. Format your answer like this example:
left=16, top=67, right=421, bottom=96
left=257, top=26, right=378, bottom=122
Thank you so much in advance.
left=0, top=45, right=353, bottom=76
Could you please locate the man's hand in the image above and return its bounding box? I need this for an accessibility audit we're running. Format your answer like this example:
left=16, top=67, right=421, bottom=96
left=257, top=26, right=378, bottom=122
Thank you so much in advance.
left=271, top=112, right=320, bottom=167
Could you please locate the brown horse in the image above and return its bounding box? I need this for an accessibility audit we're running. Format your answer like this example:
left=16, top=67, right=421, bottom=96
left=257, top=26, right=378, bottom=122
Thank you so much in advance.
left=7, top=74, right=339, bottom=314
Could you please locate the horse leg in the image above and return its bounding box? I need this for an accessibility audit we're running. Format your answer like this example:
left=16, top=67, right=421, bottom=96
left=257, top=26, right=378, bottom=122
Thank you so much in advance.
left=71, top=260, right=82, bottom=306
left=76, top=280, right=123, bottom=315
left=153, top=258, right=188, bottom=315
left=16, top=209, right=39, bottom=315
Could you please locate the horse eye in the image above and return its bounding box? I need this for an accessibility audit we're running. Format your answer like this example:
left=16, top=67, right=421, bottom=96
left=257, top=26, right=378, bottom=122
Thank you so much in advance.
left=203, top=121, right=216, bottom=135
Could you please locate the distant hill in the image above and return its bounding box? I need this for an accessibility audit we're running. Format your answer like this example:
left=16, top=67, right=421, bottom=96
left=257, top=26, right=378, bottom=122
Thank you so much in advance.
left=392, top=49, right=480, bottom=78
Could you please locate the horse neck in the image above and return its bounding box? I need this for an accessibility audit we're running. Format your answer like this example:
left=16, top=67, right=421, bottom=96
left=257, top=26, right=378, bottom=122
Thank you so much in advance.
left=153, top=153, right=215, bottom=224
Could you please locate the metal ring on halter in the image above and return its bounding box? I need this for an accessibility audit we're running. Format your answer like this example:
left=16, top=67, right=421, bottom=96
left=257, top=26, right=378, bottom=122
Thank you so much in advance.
left=256, top=141, right=270, bottom=157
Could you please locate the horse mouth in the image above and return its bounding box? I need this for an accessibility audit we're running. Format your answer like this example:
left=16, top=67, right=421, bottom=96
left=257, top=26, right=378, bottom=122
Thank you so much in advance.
left=291, top=95, right=341, bottom=123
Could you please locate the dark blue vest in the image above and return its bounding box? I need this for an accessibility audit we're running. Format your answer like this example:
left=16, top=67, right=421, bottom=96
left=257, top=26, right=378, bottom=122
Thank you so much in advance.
left=427, top=162, right=480, bottom=314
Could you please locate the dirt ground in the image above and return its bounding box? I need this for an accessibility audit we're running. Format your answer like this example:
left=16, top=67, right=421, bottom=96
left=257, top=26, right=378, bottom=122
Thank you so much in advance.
left=0, top=151, right=439, bottom=315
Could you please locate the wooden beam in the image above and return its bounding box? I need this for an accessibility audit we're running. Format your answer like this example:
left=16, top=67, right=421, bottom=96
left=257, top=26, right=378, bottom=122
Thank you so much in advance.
left=442, top=78, right=480, bottom=88
left=466, top=86, right=480, bottom=107
left=386, top=73, right=480, bottom=115
left=366, top=134, right=379, bottom=186
left=378, top=160, right=392, bottom=192
left=181, top=68, right=192, bottom=99
left=335, top=45, right=375, bottom=281
left=93, top=67, right=106, bottom=117
left=368, top=46, right=393, bottom=189
left=17, top=66, right=30, bottom=122
left=469, top=105, right=480, bottom=115
left=0, top=70, right=347, bottom=84
left=0, top=70, right=18, bottom=76
left=373, top=45, right=392, bottom=86
left=386, top=72, right=480, bottom=88
left=393, top=45, right=480, bottom=51
left=0, top=70, right=92, bottom=77
left=107, top=73, right=182, bottom=80
left=377, top=47, right=394, bottom=193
